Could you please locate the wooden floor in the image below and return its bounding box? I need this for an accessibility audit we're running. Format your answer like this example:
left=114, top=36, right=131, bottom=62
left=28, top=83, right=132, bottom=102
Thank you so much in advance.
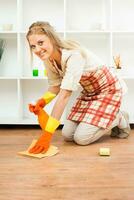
left=0, top=126, right=134, bottom=200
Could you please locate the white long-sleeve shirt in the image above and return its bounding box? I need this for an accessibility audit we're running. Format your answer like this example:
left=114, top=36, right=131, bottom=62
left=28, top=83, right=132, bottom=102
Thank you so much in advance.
left=44, top=48, right=127, bottom=94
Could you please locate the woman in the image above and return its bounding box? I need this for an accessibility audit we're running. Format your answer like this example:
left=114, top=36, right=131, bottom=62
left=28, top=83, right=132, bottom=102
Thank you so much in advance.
left=27, top=21, right=130, bottom=154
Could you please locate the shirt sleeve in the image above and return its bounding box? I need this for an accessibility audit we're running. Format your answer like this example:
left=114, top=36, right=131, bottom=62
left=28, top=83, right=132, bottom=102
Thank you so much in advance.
left=60, top=52, right=85, bottom=91
left=45, top=63, right=62, bottom=87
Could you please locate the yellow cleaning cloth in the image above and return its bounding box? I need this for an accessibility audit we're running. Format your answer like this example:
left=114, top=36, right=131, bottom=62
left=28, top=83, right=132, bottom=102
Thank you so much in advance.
left=18, top=139, right=59, bottom=159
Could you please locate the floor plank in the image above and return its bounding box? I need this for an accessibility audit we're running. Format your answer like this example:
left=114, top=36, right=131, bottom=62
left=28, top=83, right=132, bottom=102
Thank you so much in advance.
left=0, top=126, right=134, bottom=200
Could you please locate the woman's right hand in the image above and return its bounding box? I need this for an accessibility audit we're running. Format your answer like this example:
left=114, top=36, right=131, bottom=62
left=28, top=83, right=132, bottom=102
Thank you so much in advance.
left=29, top=98, right=46, bottom=115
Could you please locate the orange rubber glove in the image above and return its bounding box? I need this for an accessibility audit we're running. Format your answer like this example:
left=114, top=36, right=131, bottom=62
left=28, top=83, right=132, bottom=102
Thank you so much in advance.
left=37, top=108, right=49, bottom=130
left=29, top=131, right=53, bottom=154
left=29, top=115, right=60, bottom=154
left=29, top=91, right=56, bottom=115
left=29, top=102, right=49, bottom=134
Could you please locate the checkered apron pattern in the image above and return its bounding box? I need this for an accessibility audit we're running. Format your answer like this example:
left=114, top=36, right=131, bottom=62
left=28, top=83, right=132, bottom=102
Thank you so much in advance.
left=68, top=66, right=122, bottom=129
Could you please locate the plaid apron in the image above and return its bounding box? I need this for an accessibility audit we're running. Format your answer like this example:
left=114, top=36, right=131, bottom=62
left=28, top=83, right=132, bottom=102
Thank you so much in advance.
left=68, top=66, right=122, bottom=129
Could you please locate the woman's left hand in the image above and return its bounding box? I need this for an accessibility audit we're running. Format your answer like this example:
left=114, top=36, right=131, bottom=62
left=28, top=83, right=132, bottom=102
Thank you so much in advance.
left=29, top=131, right=52, bottom=154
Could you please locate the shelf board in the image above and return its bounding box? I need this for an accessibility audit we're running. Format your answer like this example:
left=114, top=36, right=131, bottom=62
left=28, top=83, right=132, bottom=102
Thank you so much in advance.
left=66, top=30, right=110, bottom=33
left=0, top=77, right=18, bottom=80
left=0, top=77, right=48, bottom=80
left=20, top=77, right=48, bottom=80
left=0, top=76, right=133, bottom=80
left=112, top=31, right=134, bottom=33
left=0, top=30, right=134, bottom=34
left=19, top=30, right=64, bottom=34
left=0, top=31, right=17, bottom=34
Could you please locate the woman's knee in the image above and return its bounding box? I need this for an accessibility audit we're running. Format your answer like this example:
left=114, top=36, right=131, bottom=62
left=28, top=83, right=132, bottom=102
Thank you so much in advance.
left=62, top=120, right=78, bottom=141
left=74, top=133, right=94, bottom=145
left=73, top=122, right=103, bottom=145
left=62, top=129, right=73, bottom=141
left=62, top=127, right=72, bottom=141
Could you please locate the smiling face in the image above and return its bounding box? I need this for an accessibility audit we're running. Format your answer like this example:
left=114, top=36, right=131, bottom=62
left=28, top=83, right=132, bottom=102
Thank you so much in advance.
left=28, top=34, right=54, bottom=61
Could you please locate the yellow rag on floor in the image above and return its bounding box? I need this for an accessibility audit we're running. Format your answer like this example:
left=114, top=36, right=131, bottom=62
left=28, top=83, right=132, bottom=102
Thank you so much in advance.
left=18, top=139, right=59, bottom=159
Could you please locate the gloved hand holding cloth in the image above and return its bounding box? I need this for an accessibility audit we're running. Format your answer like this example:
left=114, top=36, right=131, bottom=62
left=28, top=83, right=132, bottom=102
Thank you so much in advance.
left=29, top=115, right=60, bottom=154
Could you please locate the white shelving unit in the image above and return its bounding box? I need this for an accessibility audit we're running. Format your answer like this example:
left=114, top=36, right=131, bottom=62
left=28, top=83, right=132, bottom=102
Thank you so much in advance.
left=0, top=0, right=134, bottom=124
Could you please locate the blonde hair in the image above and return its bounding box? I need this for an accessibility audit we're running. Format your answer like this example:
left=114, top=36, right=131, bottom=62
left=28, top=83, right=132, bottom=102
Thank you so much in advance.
left=26, top=21, right=86, bottom=58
